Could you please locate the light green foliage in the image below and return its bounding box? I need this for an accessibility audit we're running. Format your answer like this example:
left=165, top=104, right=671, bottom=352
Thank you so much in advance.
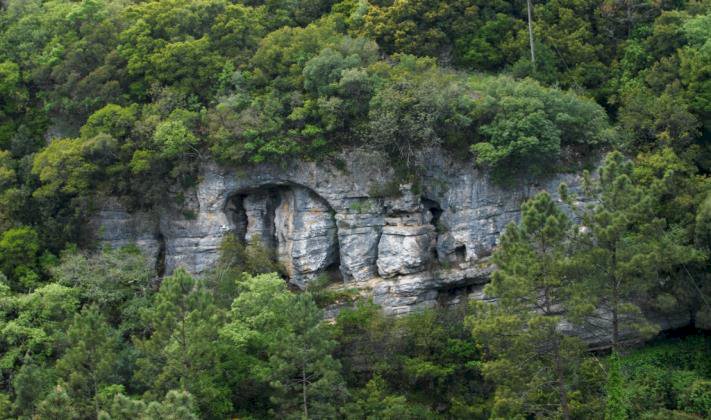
left=470, top=76, right=611, bottom=180
left=341, top=375, right=434, bottom=419
left=221, top=272, right=346, bottom=418
left=31, top=138, right=98, bottom=198
left=153, top=119, right=199, bottom=159
left=0, top=282, right=79, bottom=415
left=51, top=246, right=154, bottom=333
left=100, top=389, right=199, bottom=420
left=81, top=104, right=138, bottom=141
left=35, top=384, right=79, bottom=420
left=206, top=234, right=284, bottom=308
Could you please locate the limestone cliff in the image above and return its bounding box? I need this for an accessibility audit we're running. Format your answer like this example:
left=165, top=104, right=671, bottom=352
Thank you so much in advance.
left=91, top=148, right=691, bottom=346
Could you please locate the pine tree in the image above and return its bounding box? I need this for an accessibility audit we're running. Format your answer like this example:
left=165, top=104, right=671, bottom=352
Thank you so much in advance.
left=55, top=305, right=120, bottom=418
left=133, top=269, right=233, bottom=418
left=99, top=390, right=199, bottom=420
left=469, top=192, right=590, bottom=419
left=575, top=152, right=701, bottom=350
left=35, top=384, right=79, bottom=420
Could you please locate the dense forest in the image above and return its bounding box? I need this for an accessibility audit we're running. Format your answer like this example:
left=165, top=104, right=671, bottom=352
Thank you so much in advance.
left=1, top=0, right=711, bottom=418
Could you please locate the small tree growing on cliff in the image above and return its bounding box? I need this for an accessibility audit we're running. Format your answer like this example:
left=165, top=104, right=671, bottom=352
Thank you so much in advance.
left=468, top=192, right=599, bottom=419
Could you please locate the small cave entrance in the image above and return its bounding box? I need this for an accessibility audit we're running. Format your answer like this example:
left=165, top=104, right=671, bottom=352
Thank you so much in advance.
left=454, top=245, right=466, bottom=262
left=223, top=184, right=340, bottom=286
left=436, top=283, right=476, bottom=307
left=422, top=197, right=443, bottom=261
left=422, top=197, right=443, bottom=227
left=225, top=194, right=248, bottom=244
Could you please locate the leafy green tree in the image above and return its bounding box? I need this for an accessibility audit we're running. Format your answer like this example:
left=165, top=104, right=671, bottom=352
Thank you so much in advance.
left=470, top=76, right=611, bottom=181
left=152, top=119, right=200, bottom=160
left=31, top=138, right=98, bottom=198
left=0, top=282, right=79, bottom=376
left=221, top=272, right=347, bottom=418
left=0, top=226, right=41, bottom=290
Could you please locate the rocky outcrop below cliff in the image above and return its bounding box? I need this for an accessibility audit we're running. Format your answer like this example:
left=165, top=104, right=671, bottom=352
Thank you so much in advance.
left=90, top=148, right=693, bottom=343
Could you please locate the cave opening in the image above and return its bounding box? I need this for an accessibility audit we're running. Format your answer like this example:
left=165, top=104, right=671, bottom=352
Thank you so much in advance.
left=225, top=193, right=248, bottom=244
left=454, top=245, right=466, bottom=262
left=422, top=197, right=443, bottom=261
left=224, top=184, right=340, bottom=286
left=422, top=197, right=443, bottom=227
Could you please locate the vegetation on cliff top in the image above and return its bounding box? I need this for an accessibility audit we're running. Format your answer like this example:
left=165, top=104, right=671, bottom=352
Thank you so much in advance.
left=2, top=0, right=711, bottom=418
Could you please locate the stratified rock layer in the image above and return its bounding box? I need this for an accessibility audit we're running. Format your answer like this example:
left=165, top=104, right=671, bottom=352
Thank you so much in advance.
left=90, top=148, right=693, bottom=342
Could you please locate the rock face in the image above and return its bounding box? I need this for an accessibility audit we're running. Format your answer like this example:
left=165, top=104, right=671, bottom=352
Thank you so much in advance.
left=90, top=148, right=692, bottom=336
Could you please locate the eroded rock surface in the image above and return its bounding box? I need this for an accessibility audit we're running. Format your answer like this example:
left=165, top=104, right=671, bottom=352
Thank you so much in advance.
left=90, top=148, right=693, bottom=340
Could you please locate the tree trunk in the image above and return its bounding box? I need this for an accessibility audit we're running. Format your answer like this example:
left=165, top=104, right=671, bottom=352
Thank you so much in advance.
left=527, top=0, right=536, bottom=70
left=554, top=342, right=571, bottom=420
left=611, top=246, right=620, bottom=352
left=612, top=282, right=620, bottom=352
left=302, top=363, right=308, bottom=419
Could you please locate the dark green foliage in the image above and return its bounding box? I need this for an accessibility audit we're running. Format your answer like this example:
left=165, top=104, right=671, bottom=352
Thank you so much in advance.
left=133, top=269, right=233, bottom=418
left=574, top=152, right=705, bottom=350
left=55, top=306, right=121, bottom=418
left=333, top=301, right=488, bottom=417
left=609, top=336, right=711, bottom=419
left=469, top=192, right=604, bottom=418
left=1, top=0, right=711, bottom=418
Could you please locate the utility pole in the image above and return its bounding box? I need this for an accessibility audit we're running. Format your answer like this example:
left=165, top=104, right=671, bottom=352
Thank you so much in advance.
left=527, top=0, right=536, bottom=71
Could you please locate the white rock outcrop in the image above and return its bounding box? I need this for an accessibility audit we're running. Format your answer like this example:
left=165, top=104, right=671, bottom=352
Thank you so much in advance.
left=90, top=148, right=692, bottom=341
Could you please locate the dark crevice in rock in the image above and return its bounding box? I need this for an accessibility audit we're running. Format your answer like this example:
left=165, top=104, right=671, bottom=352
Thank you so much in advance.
left=225, top=194, right=248, bottom=243
left=155, top=232, right=166, bottom=277
left=423, top=197, right=443, bottom=262
left=436, top=283, right=476, bottom=307
left=422, top=197, right=443, bottom=226
left=454, top=245, right=466, bottom=262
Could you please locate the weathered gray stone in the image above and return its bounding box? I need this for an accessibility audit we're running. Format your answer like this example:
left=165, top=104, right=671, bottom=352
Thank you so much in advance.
left=275, top=187, right=338, bottom=287
left=89, top=198, right=161, bottom=266
left=377, top=225, right=435, bottom=277
left=89, top=147, right=694, bottom=347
